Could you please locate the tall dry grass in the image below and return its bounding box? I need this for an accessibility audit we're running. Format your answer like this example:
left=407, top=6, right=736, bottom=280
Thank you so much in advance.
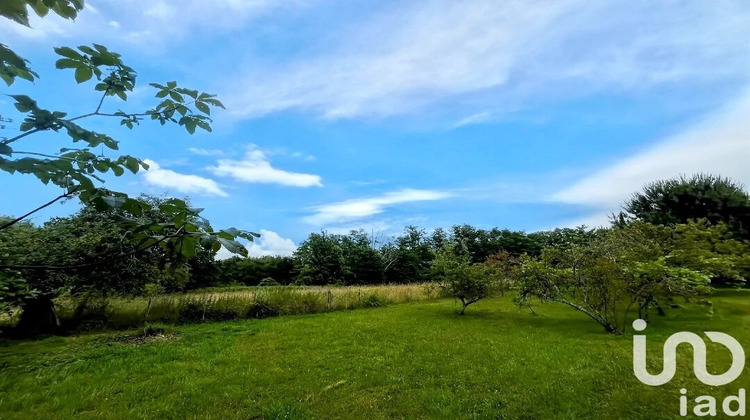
left=47, top=283, right=442, bottom=330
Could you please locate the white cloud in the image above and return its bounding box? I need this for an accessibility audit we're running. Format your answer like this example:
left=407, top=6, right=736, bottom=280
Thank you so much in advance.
left=0, top=0, right=311, bottom=47
left=549, top=212, right=613, bottom=231
left=135, top=0, right=307, bottom=31
left=6, top=1, right=746, bottom=121
left=304, top=188, right=453, bottom=225
left=208, top=145, right=323, bottom=187
left=225, top=0, right=750, bottom=119
left=247, top=229, right=298, bottom=257
left=451, top=111, right=491, bottom=129
left=291, top=152, right=317, bottom=162
left=324, top=220, right=396, bottom=236
left=188, top=148, right=225, bottom=156
left=215, top=229, right=297, bottom=259
left=551, top=88, right=750, bottom=214
left=142, top=159, right=228, bottom=197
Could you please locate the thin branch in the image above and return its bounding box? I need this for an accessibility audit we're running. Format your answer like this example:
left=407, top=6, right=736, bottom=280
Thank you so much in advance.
left=1, top=128, right=44, bottom=146
left=0, top=188, right=78, bottom=232
left=93, top=90, right=107, bottom=114
left=11, top=151, right=76, bottom=160
left=3, top=98, right=200, bottom=144
left=68, top=99, right=199, bottom=123
left=66, top=112, right=98, bottom=122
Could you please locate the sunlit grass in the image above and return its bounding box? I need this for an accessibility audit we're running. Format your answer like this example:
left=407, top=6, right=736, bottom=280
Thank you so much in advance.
left=1, top=290, right=749, bottom=419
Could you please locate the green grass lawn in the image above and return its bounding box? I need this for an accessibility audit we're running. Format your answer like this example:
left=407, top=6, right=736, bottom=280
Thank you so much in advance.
left=1, top=291, right=749, bottom=419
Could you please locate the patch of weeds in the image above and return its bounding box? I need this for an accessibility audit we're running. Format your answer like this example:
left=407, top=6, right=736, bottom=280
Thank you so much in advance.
left=259, top=401, right=307, bottom=420
left=108, top=324, right=179, bottom=345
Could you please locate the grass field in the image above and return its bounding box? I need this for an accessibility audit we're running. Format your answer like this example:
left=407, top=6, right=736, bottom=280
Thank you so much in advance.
left=1, top=290, right=749, bottom=419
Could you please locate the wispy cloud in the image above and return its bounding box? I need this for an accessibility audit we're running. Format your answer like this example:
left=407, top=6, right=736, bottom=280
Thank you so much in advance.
left=208, top=145, right=323, bottom=187
left=451, top=111, right=491, bottom=129
left=224, top=0, right=750, bottom=119
left=141, top=159, right=228, bottom=197
left=291, top=152, right=317, bottom=162
left=303, top=188, right=453, bottom=225
left=0, top=0, right=311, bottom=47
left=551, top=88, right=750, bottom=216
left=188, top=148, right=225, bottom=156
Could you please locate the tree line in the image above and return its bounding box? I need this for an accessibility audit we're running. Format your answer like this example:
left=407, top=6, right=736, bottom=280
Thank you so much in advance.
left=219, top=224, right=594, bottom=287
left=3, top=174, right=748, bottom=334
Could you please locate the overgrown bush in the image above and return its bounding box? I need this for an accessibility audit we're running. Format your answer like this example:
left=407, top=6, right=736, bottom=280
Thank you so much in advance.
left=432, top=246, right=494, bottom=315
left=177, top=296, right=246, bottom=322
left=259, top=277, right=281, bottom=287
left=517, top=221, right=726, bottom=334
left=362, top=294, right=385, bottom=307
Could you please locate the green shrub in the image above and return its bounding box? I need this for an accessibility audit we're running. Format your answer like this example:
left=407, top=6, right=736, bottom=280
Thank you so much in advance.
left=247, top=302, right=279, bottom=319
left=178, top=300, right=241, bottom=322
left=178, top=302, right=205, bottom=322
left=362, top=294, right=385, bottom=307
left=73, top=297, right=111, bottom=330
left=259, top=277, right=281, bottom=287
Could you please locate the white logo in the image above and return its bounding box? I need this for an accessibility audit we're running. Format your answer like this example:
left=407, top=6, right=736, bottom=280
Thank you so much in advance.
left=632, top=319, right=747, bottom=417
left=632, top=319, right=745, bottom=386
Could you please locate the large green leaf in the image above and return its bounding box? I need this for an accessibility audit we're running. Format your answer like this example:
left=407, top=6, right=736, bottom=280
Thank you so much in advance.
left=74, top=66, right=93, bottom=83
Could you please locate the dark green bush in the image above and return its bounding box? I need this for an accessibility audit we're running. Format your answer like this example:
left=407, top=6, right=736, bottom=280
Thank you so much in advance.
left=259, top=277, right=281, bottom=287
left=178, top=302, right=239, bottom=322
left=247, top=302, right=279, bottom=319
left=362, top=294, right=385, bottom=307
left=178, top=302, right=204, bottom=322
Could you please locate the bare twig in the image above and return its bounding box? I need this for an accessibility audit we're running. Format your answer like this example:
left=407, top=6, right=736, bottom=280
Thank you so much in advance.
left=0, top=188, right=78, bottom=232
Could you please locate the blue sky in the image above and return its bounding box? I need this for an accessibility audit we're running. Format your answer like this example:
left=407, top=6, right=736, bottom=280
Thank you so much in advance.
left=2, top=0, right=749, bottom=257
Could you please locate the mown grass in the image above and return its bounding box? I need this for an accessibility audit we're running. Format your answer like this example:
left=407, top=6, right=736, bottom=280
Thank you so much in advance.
left=1, top=290, right=749, bottom=419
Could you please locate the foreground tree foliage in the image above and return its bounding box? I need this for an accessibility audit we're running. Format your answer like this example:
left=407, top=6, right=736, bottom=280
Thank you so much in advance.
left=1, top=196, right=226, bottom=330
left=0, top=220, right=38, bottom=315
left=0, top=1, right=257, bottom=332
left=516, top=221, right=745, bottom=334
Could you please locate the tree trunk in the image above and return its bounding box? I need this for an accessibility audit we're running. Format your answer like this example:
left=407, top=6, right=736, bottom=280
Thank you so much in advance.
left=638, top=300, right=648, bottom=321
left=556, top=298, right=623, bottom=335
left=654, top=299, right=666, bottom=316
left=459, top=299, right=468, bottom=315
left=144, top=297, right=153, bottom=323
left=72, top=293, right=92, bottom=321
left=15, top=295, right=61, bottom=334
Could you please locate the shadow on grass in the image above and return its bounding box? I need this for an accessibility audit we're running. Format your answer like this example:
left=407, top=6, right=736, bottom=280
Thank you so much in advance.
left=431, top=299, right=613, bottom=337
